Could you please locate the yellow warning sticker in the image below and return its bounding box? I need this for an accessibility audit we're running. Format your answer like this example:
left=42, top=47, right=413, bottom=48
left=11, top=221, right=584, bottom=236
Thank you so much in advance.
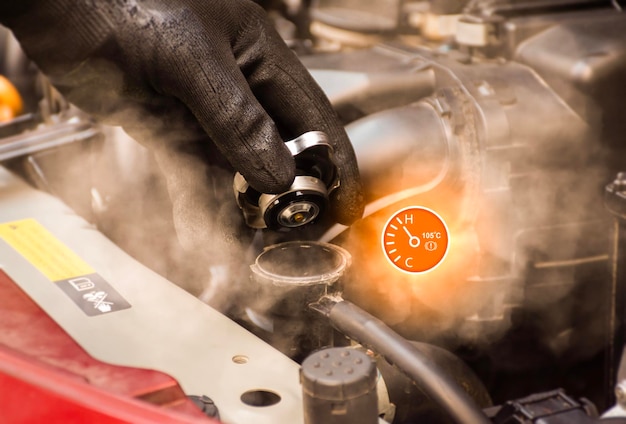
left=0, top=218, right=94, bottom=282
left=0, top=218, right=131, bottom=316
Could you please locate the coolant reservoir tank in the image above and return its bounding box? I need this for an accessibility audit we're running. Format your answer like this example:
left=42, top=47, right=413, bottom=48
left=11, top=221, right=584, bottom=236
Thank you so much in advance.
left=248, top=241, right=351, bottom=360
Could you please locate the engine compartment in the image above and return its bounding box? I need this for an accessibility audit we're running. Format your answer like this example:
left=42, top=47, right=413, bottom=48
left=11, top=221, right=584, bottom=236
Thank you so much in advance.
left=2, top=1, right=626, bottom=423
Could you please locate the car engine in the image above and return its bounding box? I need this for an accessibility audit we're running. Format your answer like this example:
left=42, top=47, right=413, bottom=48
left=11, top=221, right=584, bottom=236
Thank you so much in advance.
left=1, top=1, right=626, bottom=423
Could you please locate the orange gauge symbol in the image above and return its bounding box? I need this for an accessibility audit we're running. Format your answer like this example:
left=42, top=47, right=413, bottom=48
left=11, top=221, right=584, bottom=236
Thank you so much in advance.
left=381, top=206, right=449, bottom=274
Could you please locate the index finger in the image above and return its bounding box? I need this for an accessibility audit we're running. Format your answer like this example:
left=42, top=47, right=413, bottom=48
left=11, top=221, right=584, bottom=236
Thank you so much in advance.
left=158, top=35, right=296, bottom=195
left=237, top=31, right=365, bottom=224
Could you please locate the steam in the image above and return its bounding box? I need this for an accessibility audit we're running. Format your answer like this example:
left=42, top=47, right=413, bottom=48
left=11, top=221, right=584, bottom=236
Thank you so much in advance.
left=26, top=109, right=256, bottom=313
left=330, top=90, right=614, bottom=367
left=16, top=12, right=617, bottom=378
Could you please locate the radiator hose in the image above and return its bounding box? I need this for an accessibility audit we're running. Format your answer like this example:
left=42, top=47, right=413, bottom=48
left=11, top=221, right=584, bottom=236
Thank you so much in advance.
left=310, top=295, right=491, bottom=424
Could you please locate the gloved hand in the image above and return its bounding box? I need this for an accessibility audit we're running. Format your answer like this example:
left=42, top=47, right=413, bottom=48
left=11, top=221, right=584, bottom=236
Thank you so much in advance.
left=0, top=0, right=363, bottom=258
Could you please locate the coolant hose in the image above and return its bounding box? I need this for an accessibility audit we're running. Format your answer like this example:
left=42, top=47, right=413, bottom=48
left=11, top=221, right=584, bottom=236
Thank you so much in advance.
left=311, top=296, right=491, bottom=424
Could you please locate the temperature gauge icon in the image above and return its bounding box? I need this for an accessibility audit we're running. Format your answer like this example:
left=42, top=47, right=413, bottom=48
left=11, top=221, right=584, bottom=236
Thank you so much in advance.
left=381, top=206, right=449, bottom=273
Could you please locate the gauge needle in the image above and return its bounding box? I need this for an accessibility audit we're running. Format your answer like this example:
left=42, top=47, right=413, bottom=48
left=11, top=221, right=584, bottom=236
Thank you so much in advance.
left=403, top=226, right=420, bottom=248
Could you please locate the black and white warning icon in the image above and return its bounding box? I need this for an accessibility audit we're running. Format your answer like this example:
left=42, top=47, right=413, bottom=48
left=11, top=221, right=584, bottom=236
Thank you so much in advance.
left=56, top=273, right=131, bottom=316
left=83, top=291, right=114, bottom=313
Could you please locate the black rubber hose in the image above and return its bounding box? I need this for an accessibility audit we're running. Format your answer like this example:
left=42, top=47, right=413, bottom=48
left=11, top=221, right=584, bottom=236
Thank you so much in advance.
left=311, top=296, right=491, bottom=424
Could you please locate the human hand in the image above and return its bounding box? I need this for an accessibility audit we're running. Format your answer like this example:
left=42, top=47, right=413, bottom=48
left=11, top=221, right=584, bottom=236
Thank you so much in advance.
left=1, top=0, right=364, bottom=259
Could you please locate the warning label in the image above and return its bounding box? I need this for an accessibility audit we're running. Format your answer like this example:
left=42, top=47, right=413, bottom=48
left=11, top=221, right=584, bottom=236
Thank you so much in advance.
left=0, top=219, right=131, bottom=316
left=56, top=273, right=131, bottom=316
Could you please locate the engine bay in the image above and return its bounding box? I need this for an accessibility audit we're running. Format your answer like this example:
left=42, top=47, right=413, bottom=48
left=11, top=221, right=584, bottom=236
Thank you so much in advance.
left=2, top=1, right=626, bottom=423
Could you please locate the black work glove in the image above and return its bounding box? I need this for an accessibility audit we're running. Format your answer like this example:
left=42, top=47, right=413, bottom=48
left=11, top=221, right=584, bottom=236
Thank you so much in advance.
left=0, top=0, right=363, bottom=260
